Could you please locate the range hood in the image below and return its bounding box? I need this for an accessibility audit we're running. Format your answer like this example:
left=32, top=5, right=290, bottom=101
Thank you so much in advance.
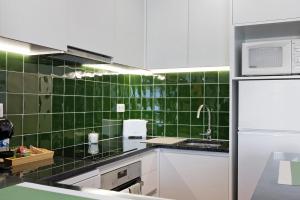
left=50, top=46, right=112, bottom=64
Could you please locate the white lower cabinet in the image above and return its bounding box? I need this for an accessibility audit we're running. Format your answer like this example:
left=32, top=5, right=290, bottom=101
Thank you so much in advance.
left=58, top=169, right=101, bottom=188
left=159, top=149, right=229, bottom=200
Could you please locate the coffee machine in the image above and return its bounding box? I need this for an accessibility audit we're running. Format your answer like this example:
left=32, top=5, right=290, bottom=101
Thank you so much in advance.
left=0, top=118, right=14, bottom=158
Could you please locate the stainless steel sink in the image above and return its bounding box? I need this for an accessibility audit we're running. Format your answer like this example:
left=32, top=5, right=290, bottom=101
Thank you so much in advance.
left=181, top=140, right=222, bottom=148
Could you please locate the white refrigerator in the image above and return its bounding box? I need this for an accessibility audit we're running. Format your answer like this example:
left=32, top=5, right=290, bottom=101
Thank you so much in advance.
left=238, top=80, right=300, bottom=200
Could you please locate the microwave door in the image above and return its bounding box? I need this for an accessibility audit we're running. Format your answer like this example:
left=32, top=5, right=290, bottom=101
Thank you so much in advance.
left=292, top=39, right=300, bottom=74
left=242, top=40, right=292, bottom=76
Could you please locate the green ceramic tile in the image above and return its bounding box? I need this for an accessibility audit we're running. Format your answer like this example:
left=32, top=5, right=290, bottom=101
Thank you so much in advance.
left=52, top=114, right=63, bottom=131
left=53, top=78, right=64, bottom=95
left=204, top=112, right=218, bottom=126
left=64, top=130, right=74, bottom=147
left=142, top=98, right=152, bottom=111
left=205, top=71, right=218, bottom=83
left=0, top=51, right=6, bottom=70
left=7, top=53, right=23, bottom=72
left=103, top=83, right=110, bottom=97
left=166, top=73, right=178, bottom=84
left=7, top=115, right=22, bottom=136
left=130, top=85, right=141, bottom=98
left=102, top=75, right=110, bottom=83
left=153, top=85, right=165, bottom=98
left=38, top=56, right=52, bottom=75
left=64, top=113, right=74, bottom=130
left=166, top=112, right=178, bottom=124
left=75, top=129, right=85, bottom=145
left=130, top=75, right=142, bottom=85
left=153, top=98, right=165, bottom=111
left=94, top=73, right=102, bottom=82
left=165, top=98, right=177, bottom=111
left=154, top=112, right=165, bottom=124
left=52, top=95, right=64, bottom=113
left=218, top=127, right=229, bottom=140
left=7, top=94, right=23, bottom=114
left=53, top=59, right=65, bottom=76
left=178, top=73, right=190, bottom=83
left=142, top=76, right=153, bottom=84
left=178, top=85, right=190, bottom=97
left=7, top=72, right=23, bottom=93
left=85, top=97, right=94, bottom=112
left=75, top=113, right=84, bottom=129
left=75, top=80, right=85, bottom=95
left=94, top=82, right=102, bottom=96
left=205, top=98, right=218, bottom=111
left=191, top=126, right=204, bottom=138
left=130, top=111, right=141, bottom=119
left=191, top=111, right=204, bottom=126
left=219, top=71, right=229, bottom=84
left=219, top=112, right=229, bottom=126
left=205, top=84, right=218, bottom=97
left=219, top=84, right=229, bottom=97
left=165, top=125, right=177, bottom=137
left=39, top=114, right=52, bottom=133
left=23, top=114, right=38, bottom=134
left=118, top=74, right=125, bottom=84
left=52, top=131, right=63, bottom=149
left=24, top=56, right=38, bottom=74
left=23, top=134, right=37, bottom=147
left=64, top=96, right=74, bottom=112
left=24, top=73, right=38, bottom=93
left=0, top=71, right=6, bottom=92
left=142, top=86, right=153, bottom=98
left=111, top=84, right=117, bottom=97
left=178, top=125, right=190, bottom=138
left=219, top=98, right=229, bottom=112
left=153, top=123, right=164, bottom=137
left=10, top=136, right=22, bottom=148
left=117, top=85, right=125, bottom=97
left=38, top=132, right=51, bottom=149
left=153, top=74, right=166, bottom=84
left=178, top=112, right=190, bottom=125
left=103, top=97, right=111, bottom=111
left=39, top=76, right=52, bottom=94
left=65, top=79, right=75, bottom=95
left=130, top=98, right=142, bottom=110
left=75, top=96, right=85, bottom=112
left=39, top=95, right=51, bottom=113
left=191, top=72, right=204, bottom=83
left=191, top=84, right=204, bottom=97
left=166, top=85, right=177, bottom=97
left=178, top=98, right=190, bottom=111
left=85, top=112, right=93, bottom=127
left=94, top=112, right=102, bottom=127
left=142, top=111, right=152, bottom=120
left=24, top=94, right=38, bottom=114
left=94, top=97, right=102, bottom=111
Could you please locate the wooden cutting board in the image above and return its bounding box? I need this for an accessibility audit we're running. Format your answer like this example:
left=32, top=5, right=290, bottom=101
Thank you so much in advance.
left=142, top=137, right=186, bottom=145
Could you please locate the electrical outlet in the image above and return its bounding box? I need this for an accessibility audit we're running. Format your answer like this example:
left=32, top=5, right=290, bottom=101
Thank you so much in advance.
left=117, top=104, right=125, bottom=113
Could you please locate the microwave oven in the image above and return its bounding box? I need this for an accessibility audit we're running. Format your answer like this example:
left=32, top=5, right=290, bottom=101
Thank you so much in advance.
left=242, top=39, right=300, bottom=76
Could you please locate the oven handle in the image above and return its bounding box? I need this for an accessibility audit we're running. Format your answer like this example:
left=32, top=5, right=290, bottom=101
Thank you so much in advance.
left=112, top=177, right=143, bottom=192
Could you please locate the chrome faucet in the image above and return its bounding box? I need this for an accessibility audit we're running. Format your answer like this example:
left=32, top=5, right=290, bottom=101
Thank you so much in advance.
left=196, top=104, right=212, bottom=140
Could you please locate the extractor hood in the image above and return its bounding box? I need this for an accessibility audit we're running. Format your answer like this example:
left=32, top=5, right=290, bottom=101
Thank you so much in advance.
left=50, top=46, right=112, bottom=64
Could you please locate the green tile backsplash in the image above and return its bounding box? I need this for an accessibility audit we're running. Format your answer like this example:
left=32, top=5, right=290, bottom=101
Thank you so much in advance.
left=0, top=50, right=229, bottom=150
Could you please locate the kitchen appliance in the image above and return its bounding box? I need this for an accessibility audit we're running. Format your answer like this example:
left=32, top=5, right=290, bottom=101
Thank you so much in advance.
left=100, top=161, right=143, bottom=193
left=238, top=80, right=300, bottom=200
left=242, top=39, right=300, bottom=76
left=123, top=120, right=148, bottom=139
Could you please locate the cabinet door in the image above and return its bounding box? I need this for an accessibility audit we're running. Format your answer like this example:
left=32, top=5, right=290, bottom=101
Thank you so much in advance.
left=67, top=0, right=114, bottom=56
left=114, top=0, right=145, bottom=68
left=146, top=0, right=188, bottom=69
left=159, top=150, right=229, bottom=200
left=233, top=0, right=300, bottom=25
left=189, top=0, right=229, bottom=68
left=239, top=80, right=300, bottom=131
left=0, top=0, right=67, bottom=51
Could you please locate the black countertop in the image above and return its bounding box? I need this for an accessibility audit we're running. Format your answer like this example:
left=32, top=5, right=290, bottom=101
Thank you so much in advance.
left=0, top=137, right=229, bottom=190
left=252, top=152, right=300, bottom=200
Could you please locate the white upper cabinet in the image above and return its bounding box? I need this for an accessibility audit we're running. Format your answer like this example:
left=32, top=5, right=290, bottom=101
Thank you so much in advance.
left=114, top=0, right=145, bottom=68
left=189, top=0, right=229, bottom=67
left=67, top=0, right=114, bottom=56
left=146, top=0, right=188, bottom=69
left=233, top=0, right=300, bottom=25
left=0, top=0, right=67, bottom=51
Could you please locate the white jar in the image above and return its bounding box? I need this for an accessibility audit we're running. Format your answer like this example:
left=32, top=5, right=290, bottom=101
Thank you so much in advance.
left=88, top=132, right=99, bottom=144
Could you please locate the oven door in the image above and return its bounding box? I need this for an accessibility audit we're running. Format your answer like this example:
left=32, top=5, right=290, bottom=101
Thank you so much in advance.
left=242, top=40, right=292, bottom=76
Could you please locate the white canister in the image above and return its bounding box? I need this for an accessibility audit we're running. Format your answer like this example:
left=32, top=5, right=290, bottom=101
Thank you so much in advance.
left=88, top=132, right=99, bottom=144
